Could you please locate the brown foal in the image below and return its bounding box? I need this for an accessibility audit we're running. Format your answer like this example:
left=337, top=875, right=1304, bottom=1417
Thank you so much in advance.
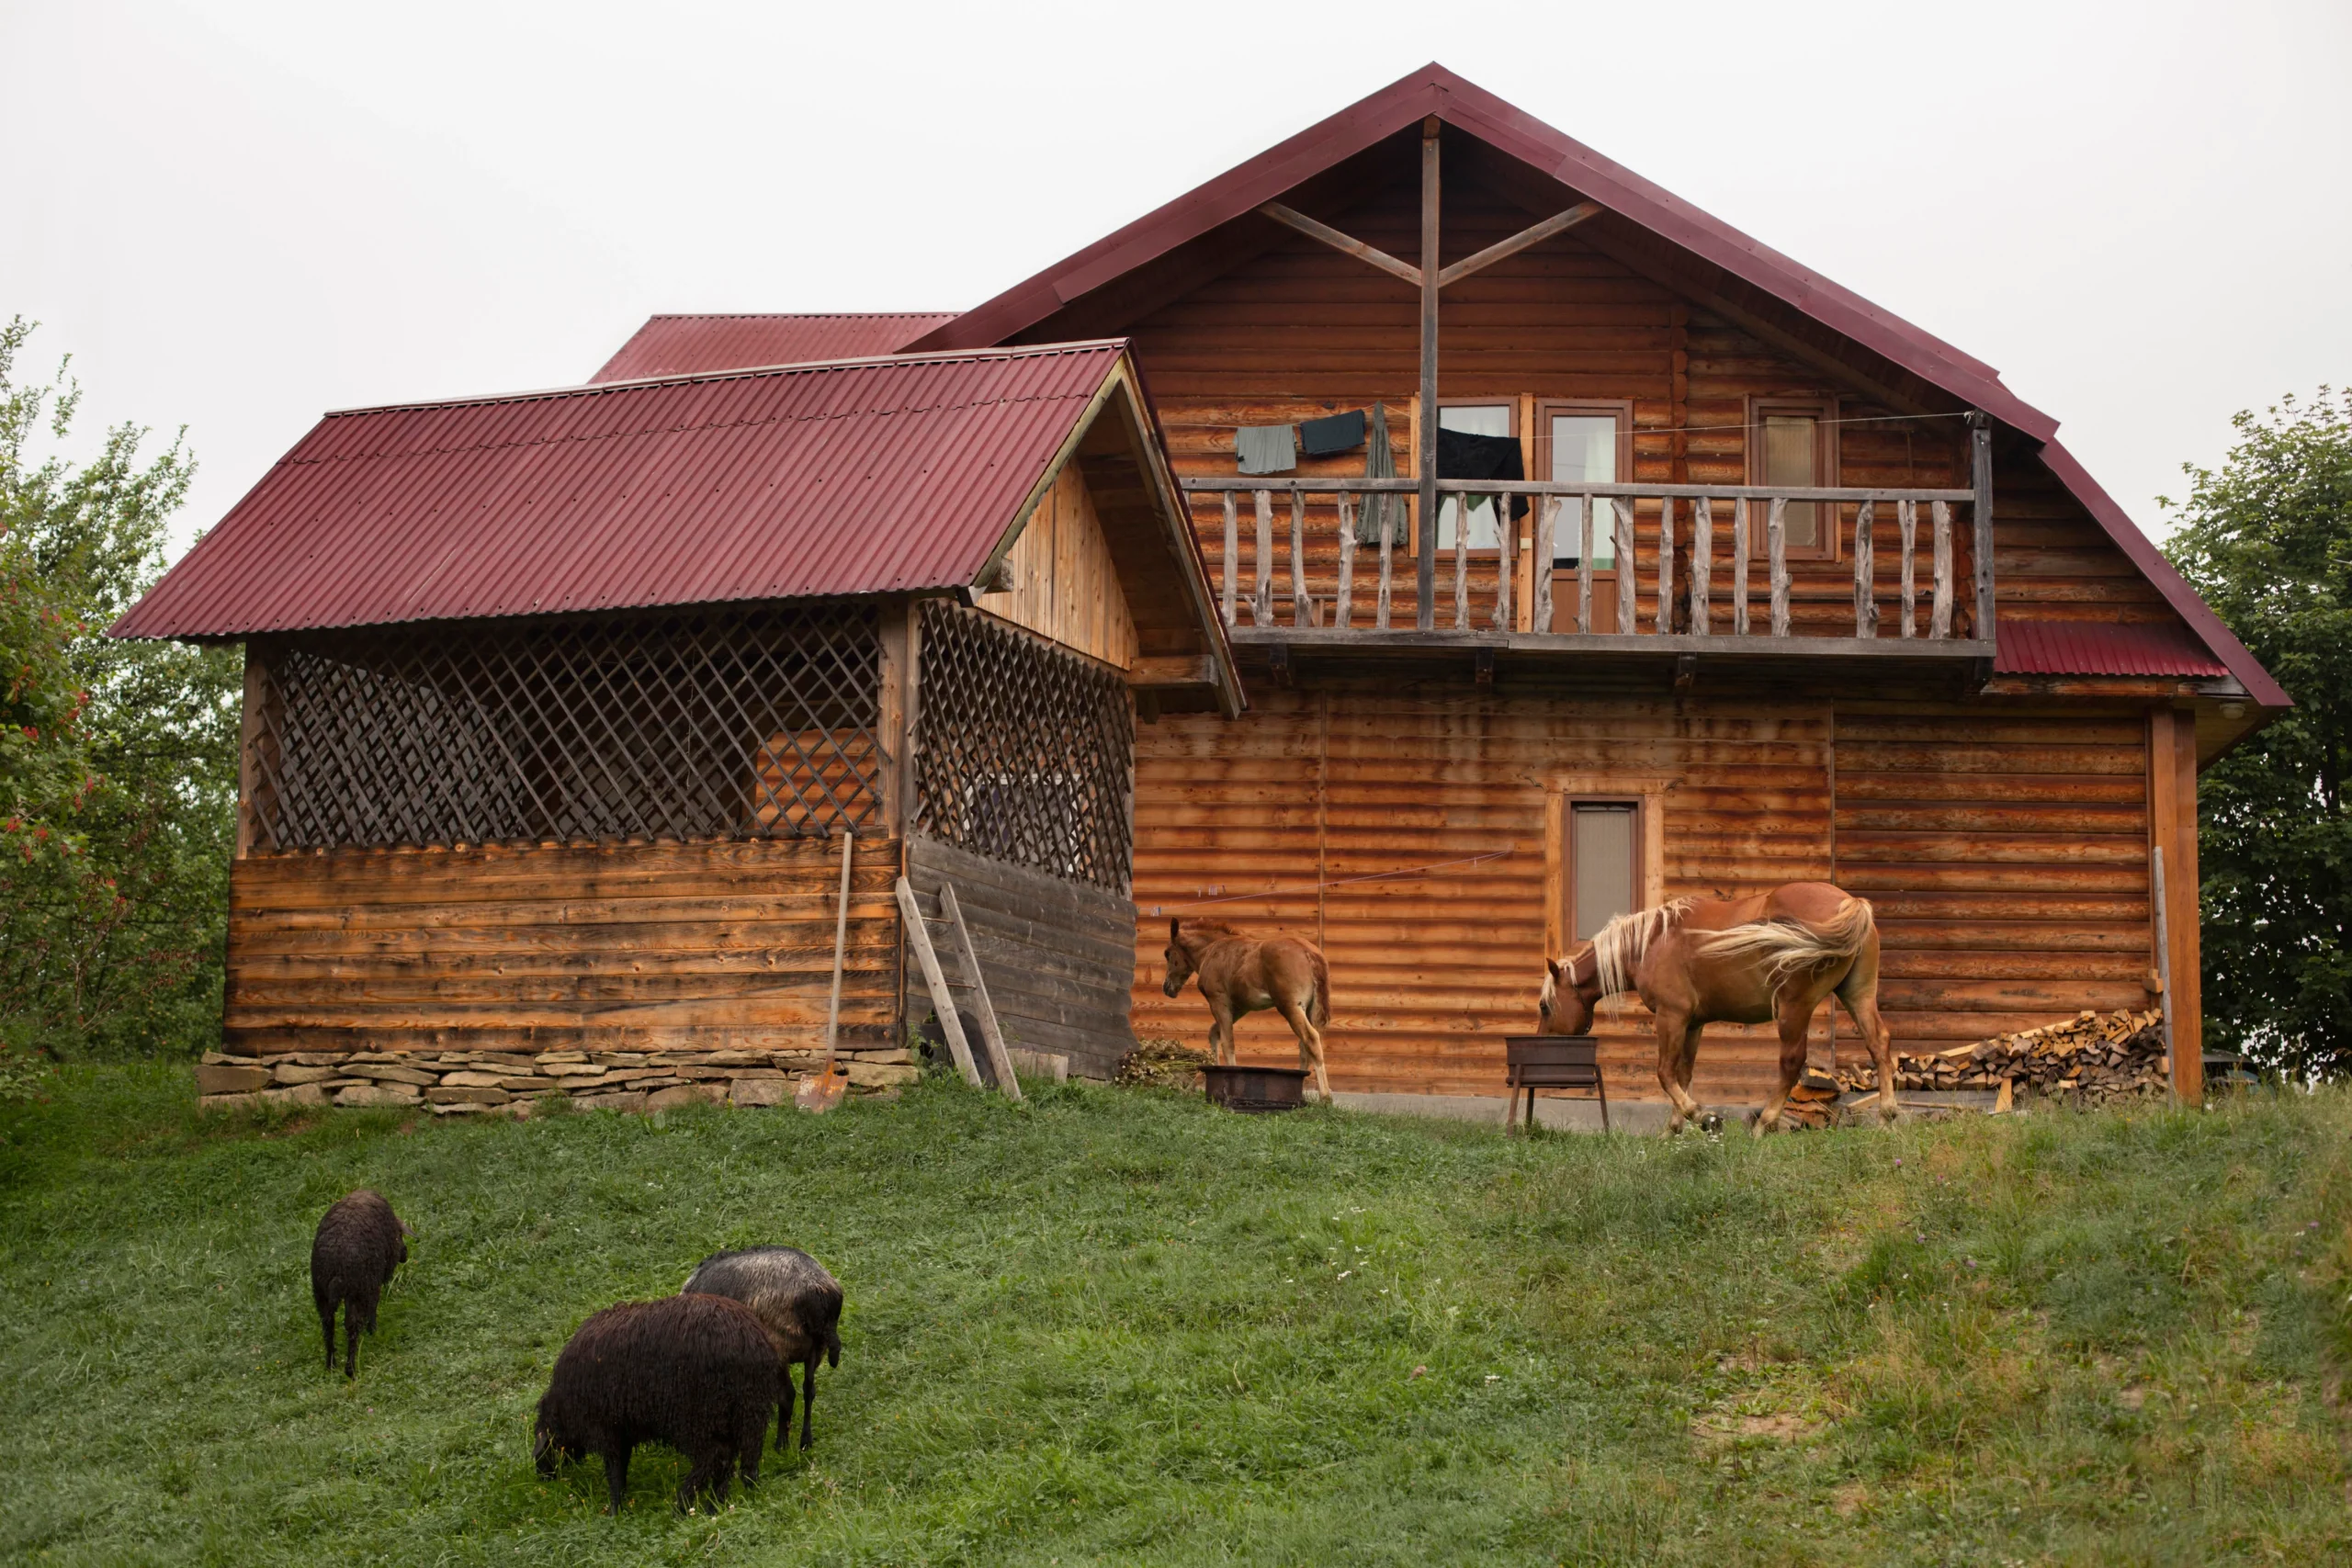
left=1537, top=881, right=1898, bottom=1134
left=1162, top=919, right=1333, bottom=1101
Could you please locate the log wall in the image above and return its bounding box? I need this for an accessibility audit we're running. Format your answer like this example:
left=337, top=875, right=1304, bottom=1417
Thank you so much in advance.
left=226, top=836, right=902, bottom=1057
left=902, top=833, right=1138, bottom=1079
left=1116, top=178, right=2170, bottom=636
left=1129, top=685, right=2164, bottom=1103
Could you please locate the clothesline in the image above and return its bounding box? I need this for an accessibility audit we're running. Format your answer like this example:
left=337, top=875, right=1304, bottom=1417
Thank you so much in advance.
left=1150, top=849, right=1514, bottom=915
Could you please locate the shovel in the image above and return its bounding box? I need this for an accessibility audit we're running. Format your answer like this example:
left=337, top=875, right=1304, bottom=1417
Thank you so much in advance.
left=795, top=829, right=856, bottom=1113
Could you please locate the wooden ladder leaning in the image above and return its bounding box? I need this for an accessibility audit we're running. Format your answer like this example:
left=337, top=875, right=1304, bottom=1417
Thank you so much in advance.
left=895, top=875, right=1023, bottom=1101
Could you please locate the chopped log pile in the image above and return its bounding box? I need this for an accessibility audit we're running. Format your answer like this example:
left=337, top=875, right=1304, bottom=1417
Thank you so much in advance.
left=1831, top=1007, right=2168, bottom=1107
left=190, top=1044, right=920, bottom=1117
left=1115, top=1038, right=1211, bottom=1091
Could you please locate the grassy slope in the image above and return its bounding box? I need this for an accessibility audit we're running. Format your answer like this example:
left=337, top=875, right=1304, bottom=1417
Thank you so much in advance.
left=0, top=1069, right=2347, bottom=1566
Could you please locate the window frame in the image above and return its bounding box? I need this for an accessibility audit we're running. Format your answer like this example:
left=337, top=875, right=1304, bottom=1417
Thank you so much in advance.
left=1535, top=399, right=1634, bottom=570
left=1744, top=395, right=1840, bottom=562
left=1562, top=795, right=1645, bottom=947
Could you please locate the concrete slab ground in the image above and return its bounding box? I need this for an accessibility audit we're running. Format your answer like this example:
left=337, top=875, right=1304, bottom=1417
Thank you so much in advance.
left=1327, top=1089, right=1995, bottom=1134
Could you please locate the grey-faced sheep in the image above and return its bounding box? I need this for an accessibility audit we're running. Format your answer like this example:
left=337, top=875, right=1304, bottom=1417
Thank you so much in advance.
left=533, top=1293, right=781, bottom=1514
left=681, top=1247, right=843, bottom=1451
left=310, top=1189, right=411, bottom=1378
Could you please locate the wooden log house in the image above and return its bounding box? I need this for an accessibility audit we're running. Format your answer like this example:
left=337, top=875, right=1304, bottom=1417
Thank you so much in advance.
left=119, top=64, right=2285, bottom=1111
left=116, top=344, right=1238, bottom=1088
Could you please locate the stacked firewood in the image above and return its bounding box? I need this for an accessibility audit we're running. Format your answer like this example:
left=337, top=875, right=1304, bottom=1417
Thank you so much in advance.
left=1832, top=1007, right=2168, bottom=1105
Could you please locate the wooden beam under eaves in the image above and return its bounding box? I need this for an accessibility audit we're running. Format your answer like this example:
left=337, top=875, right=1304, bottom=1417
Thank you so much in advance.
left=1436, top=202, right=1602, bottom=288
left=1256, top=202, right=1422, bottom=288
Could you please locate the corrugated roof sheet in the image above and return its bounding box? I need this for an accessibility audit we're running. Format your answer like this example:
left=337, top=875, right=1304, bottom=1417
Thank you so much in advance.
left=114, top=342, right=1129, bottom=639
left=1996, top=619, right=2231, bottom=679
left=592, top=313, right=957, bottom=382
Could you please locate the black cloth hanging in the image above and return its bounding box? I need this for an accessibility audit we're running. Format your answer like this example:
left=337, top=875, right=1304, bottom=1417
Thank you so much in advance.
left=1437, top=428, right=1530, bottom=521
left=1299, top=408, right=1367, bottom=457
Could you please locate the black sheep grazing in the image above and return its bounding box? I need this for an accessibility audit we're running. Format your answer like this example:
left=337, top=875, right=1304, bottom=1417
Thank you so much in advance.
left=309, top=1190, right=410, bottom=1378
left=681, top=1246, right=844, bottom=1451
left=533, top=1293, right=781, bottom=1514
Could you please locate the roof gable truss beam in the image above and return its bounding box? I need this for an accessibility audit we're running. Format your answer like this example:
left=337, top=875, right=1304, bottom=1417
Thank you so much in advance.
left=1253, top=198, right=1600, bottom=292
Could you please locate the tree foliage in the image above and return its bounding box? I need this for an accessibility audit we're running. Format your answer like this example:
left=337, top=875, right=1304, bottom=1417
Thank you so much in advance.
left=2163, top=388, right=2352, bottom=1078
left=0, top=318, right=240, bottom=1058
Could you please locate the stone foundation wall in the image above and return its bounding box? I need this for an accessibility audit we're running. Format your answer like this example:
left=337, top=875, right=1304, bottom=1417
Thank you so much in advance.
left=191, top=1045, right=920, bottom=1117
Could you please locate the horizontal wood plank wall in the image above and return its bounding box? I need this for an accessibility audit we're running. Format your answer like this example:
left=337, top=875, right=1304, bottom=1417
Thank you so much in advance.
left=1124, top=178, right=2157, bottom=636
left=1131, top=684, right=1838, bottom=1102
left=977, top=463, right=1139, bottom=669
left=1133, top=689, right=2163, bottom=1102
left=903, top=833, right=1138, bottom=1078
left=1835, top=705, right=2156, bottom=1044
left=227, top=837, right=901, bottom=1056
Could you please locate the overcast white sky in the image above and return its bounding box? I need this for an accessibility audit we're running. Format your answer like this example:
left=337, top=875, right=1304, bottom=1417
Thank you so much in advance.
left=6, top=0, right=2347, bottom=559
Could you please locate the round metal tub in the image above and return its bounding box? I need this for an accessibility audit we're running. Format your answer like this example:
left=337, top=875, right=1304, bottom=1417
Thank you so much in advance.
left=1202, top=1064, right=1308, bottom=1113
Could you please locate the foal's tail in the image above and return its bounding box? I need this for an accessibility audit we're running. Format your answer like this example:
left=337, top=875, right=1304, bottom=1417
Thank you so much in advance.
left=1702, top=897, right=1877, bottom=991
left=1309, top=949, right=1330, bottom=1029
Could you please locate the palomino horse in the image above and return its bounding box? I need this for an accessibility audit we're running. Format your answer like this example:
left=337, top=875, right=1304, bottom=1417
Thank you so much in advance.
left=1162, top=919, right=1333, bottom=1101
left=1537, top=882, right=1896, bottom=1134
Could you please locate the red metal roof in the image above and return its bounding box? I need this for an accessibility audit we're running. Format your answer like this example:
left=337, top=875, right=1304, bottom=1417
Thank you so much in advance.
left=114, top=343, right=1131, bottom=638
left=913, top=62, right=2285, bottom=710
left=592, top=313, right=957, bottom=382
left=1996, top=619, right=2231, bottom=679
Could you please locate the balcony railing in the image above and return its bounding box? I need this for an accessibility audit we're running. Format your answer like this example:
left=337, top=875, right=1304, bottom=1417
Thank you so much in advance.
left=1176, top=471, right=1994, bottom=656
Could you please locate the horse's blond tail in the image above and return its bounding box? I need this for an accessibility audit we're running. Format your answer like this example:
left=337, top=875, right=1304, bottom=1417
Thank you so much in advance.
left=1701, top=897, right=1876, bottom=991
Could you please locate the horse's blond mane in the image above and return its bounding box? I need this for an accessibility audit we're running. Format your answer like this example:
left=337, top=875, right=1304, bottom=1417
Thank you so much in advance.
left=1590, top=897, right=1697, bottom=998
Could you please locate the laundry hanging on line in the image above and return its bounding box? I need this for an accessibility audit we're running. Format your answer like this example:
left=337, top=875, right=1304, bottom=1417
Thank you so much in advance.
left=1234, top=423, right=1296, bottom=476
left=1299, top=408, right=1366, bottom=457
left=1355, top=403, right=1402, bottom=546
left=1437, top=428, right=1530, bottom=521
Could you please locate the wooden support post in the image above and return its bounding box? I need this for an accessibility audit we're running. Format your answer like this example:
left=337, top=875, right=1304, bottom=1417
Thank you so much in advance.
left=1290, top=490, right=1308, bottom=628
left=1970, top=414, right=1995, bottom=642
left=1376, top=502, right=1396, bottom=629
left=1731, top=500, right=1750, bottom=637
left=1768, top=498, right=1790, bottom=637
left=1853, top=499, right=1878, bottom=638
left=1690, top=495, right=1713, bottom=636
left=1576, top=496, right=1595, bottom=634
left=1657, top=497, right=1675, bottom=633
left=1898, top=498, right=1917, bottom=638
left=237, top=639, right=280, bottom=856
left=2152, top=843, right=2176, bottom=1100
left=938, top=882, right=1022, bottom=1101
left=896, top=876, right=980, bottom=1088
left=1930, top=500, right=1954, bottom=638
left=1335, top=494, right=1356, bottom=629
left=1491, top=502, right=1513, bottom=631
left=876, top=608, right=910, bottom=835
left=1533, top=496, right=1557, bottom=635
left=1453, top=498, right=1471, bottom=630
left=1221, top=491, right=1238, bottom=626
left=1416, top=119, right=1441, bottom=631
left=1252, top=489, right=1273, bottom=626
left=1614, top=499, right=1636, bottom=634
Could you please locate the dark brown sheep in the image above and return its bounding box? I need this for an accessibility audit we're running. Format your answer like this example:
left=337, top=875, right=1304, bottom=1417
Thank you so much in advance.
left=681, top=1246, right=843, bottom=1451
left=533, top=1293, right=781, bottom=1514
left=310, top=1190, right=410, bottom=1378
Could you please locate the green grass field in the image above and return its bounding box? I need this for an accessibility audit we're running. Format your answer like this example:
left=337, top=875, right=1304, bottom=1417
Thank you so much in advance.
left=1, top=1067, right=2347, bottom=1566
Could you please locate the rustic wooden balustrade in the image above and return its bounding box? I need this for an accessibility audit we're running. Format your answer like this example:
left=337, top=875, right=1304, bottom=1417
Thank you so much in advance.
left=1180, top=473, right=1990, bottom=649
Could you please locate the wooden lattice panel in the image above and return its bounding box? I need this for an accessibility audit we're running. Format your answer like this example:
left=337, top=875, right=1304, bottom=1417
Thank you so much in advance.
left=913, top=600, right=1133, bottom=893
left=250, top=605, right=883, bottom=852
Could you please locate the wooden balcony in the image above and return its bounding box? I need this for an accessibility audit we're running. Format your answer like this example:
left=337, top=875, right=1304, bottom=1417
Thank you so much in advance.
left=1178, top=467, right=1996, bottom=678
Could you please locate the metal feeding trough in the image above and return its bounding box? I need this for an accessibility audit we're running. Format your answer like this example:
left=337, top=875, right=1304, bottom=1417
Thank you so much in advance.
left=1202, top=1064, right=1308, bottom=1113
